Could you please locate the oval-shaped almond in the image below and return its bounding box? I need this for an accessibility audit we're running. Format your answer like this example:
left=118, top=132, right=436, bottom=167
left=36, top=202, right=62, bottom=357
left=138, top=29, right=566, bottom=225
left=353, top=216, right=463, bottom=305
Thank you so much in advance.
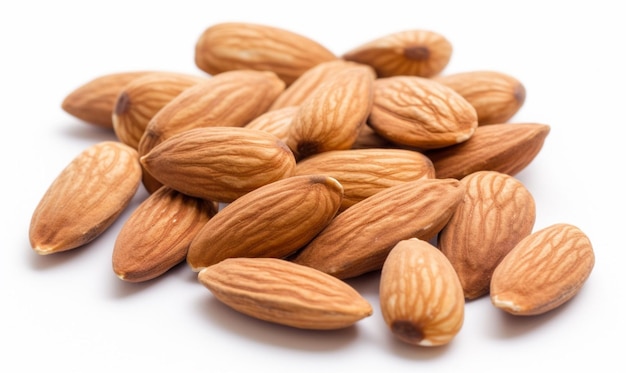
left=368, top=76, right=478, bottom=149
left=380, top=238, right=465, bottom=346
left=140, top=127, right=296, bottom=203
left=243, top=106, right=299, bottom=143
left=112, top=187, right=218, bottom=282
left=291, top=178, right=464, bottom=279
left=295, top=148, right=435, bottom=211
left=29, top=141, right=142, bottom=254
left=198, top=257, right=373, bottom=330
left=438, top=171, right=536, bottom=299
left=490, top=223, right=594, bottom=316
left=342, top=29, right=453, bottom=78
left=194, top=22, right=337, bottom=86
left=187, top=175, right=343, bottom=271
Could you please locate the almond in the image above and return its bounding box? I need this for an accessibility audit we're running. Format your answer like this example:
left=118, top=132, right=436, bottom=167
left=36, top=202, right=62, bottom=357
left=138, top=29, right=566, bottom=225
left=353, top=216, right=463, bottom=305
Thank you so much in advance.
left=434, top=70, right=526, bottom=125
left=140, top=127, right=296, bottom=203
left=438, top=171, right=536, bottom=299
left=368, top=76, right=478, bottom=149
left=425, top=123, right=551, bottom=179
left=291, top=178, right=464, bottom=279
left=342, top=29, right=453, bottom=78
left=380, top=238, right=465, bottom=346
left=351, top=124, right=396, bottom=149
left=112, top=187, right=218, bottom=282
left=29, top=141, right=142, bottom=254
left=294, top=148, right=435, bottom=211
left=490, top=223, right=595, bottom=315
left=198, top=257, right=373, bottom=330
left=194, top=22, right=337, bottom=86
left=243, top=106, right=299, bottom=143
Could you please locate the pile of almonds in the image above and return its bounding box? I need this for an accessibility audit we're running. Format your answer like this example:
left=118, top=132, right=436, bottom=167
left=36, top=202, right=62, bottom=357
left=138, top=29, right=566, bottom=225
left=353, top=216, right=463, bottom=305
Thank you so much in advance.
left=29, top=22, right=595, bottom=347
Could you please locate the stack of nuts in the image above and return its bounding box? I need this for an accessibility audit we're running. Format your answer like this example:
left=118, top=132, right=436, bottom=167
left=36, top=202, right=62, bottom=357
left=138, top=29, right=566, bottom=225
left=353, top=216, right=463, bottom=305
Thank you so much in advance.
left=29, top=22, right=595, bottom=347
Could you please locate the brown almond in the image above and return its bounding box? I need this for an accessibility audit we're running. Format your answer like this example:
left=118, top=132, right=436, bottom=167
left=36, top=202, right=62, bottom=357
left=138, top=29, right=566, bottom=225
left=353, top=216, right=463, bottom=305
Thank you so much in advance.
left=29, top=141, right=142, bottom=254
left=198, top=257, right=373, bottom=329
left=243, top=106, right=299, bottom=143
left=490, top=223, right=595, bottom=315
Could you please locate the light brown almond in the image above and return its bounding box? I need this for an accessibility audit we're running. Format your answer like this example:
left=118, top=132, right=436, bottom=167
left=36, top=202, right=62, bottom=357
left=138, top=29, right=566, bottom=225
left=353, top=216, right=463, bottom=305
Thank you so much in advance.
left=112, top=187, right=218, bottom=282
left=425, top=123, right=551, bottom=179
left=198, top=257, right=373, bottom=329
left=368, top=75, right=478, bottom=149
left=243, top=106, right=299, bottom=143
left=187, top=175, right=343, bottom=271
left=194, top=22, right=337, bottom=86
left=291, top=178, right=464, bottom=279
left=380, top=238, right=465, bottom=346
left=295, top=148, right=435, bottom=211
left=490, top=223, right=595, bottom=315
left=140, top=127, right=296, bottom=203
left=438, top=171, right=536, bottom=299
left=29, top=141, right=142, bottom=254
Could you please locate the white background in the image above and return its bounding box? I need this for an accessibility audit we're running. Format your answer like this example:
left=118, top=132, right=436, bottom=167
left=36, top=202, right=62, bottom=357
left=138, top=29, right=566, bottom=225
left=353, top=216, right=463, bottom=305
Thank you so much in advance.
left=2, top=1, right=624, bottom=372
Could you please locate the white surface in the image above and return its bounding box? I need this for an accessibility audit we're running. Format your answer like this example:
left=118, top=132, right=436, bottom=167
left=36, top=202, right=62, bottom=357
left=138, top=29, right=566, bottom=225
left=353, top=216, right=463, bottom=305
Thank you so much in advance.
left=2, top=1, right=624, bottom=372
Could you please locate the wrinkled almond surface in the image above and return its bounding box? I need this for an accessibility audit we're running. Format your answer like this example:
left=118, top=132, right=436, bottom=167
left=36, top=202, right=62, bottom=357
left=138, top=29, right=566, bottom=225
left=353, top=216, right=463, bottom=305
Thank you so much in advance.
left=243, top=105, right=299, bottom=143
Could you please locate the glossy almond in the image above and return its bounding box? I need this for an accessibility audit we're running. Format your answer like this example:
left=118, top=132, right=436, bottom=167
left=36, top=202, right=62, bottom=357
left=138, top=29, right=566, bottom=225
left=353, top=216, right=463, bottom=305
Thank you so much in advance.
left=243, top=106, right=299, bottom=143
left=368, top=76, right=478, bottom=149
left=295, top=148, right=435, bottom=211
left=380, top=238, right=464, bottom=346
left=194, top=22, right=337, bottom=86
left=291, top=178, right=464, bottom=279
left=426, top=123, right=551, bottom=179
left=438, top=171, right=536, bottom=299
left=29, top=141, right=142, bottom=254
left=62, top=71, right=153, bottom=128
left=434, top=70, right=526, bottom=125
left=490, top=223, right=595, bottom=315
left=112, top=187, right=217, bottom=282
left=140, top=127, right=296, bottom=203
left=342, top=29, right=453, bottom=78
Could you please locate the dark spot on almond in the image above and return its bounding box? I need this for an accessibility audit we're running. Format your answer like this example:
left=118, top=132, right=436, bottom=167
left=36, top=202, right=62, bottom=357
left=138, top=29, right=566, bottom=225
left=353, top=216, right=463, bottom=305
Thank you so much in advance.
left=296, top=141, right=320, bottom=160
left=391, top=320, right=423, bottom=343
left=114, top=92, right=131, bottom=116
left=514, top=83, right=526, bottom=105
left=404, top=46, right=430, bottom=61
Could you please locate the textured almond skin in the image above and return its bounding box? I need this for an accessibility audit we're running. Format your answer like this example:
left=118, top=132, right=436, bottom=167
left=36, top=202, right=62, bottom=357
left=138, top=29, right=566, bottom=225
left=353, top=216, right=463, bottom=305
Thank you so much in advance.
left=351, top=124, right=396, bottom=149
left=287, top=65, right=374, bottom=160
left=194, top=22, right=337, bottom=86
left=295, top=148, right=435, bottom=211
left=490, top=223, right=594, bottom=315
left=434, top=70, right=526, bottom=125
left=269, top=59, right=375, bottom=110
left=140, top=127, right=296, bottom=203
left=137, top=70, right=285, bottom=193
left=368, top=76, right=478, bottom=149
left=291, top=178, right=464, bottom=279
left=62, top=71, right=153, bottom=128
left=29, top=141, right=142, bottom=254
left=112, top=72, right=208, bottom=149
left=342, top=29, right=453, bottom=78
left=426, top=123, right=551, bottom=179
left=112, top=187, right=217, bottom=282
left=438, top=171, right=536, bottom=299
left=243, top=106, right=299, bottom=143
left=198, top=257, right=373, bottom=330
left=380, top=238, right=464, bottom=346
left=187, top=175, right=343, bottom=271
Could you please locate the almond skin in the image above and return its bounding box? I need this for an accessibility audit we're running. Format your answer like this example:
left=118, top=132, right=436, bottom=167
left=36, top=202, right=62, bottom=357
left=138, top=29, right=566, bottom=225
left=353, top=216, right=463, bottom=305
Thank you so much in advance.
left=198, top=257, right=373, bottom=330
left=342, top=29, right=453, bottom=78
left=438, top=171, right=536, bottom=299
left=194, top=22, right=337, bottom=86
left=490, top=223, right=595, bottom=316
left=187, top=175, right=344, bottom=271
left=295, top=148, right=435, bottom=211
left=434, top=70, right=526, bottom=125
left=380, top=238, right=465, bottom=346
left=112, top=187, right=218, bottom=282
left=291, top=178, right=464, bottom=279
left=140, top=127, right=296, bottom=203
left=243, top=106, right=299, bottom=143
left=425, top=123, right=551, bottom=179
left=62, top=71, right=153, bottom=128
left=368, top=76, right=478, bottom=149
left=29, top=141, right=142, bottom=254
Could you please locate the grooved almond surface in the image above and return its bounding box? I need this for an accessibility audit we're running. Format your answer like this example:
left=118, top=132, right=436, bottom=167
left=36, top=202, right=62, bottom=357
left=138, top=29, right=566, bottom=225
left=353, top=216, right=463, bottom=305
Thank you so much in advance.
left=380, top=238, right=465, bottom=346
left=490, top=223, right=595, bottom=315
left=198, top=257, right=373, bottom=330
left=243, top=105, right=299, bottom=143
